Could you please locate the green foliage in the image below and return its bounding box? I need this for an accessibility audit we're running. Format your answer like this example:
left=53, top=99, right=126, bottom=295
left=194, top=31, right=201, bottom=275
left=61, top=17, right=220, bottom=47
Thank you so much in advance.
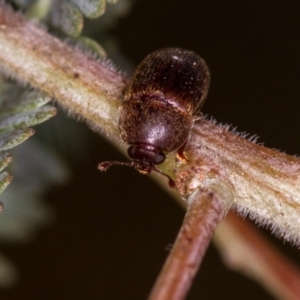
left=50, top=1, right=84, bottom=37
left=0, top=80, right=57, bottom=192
left=0, top=0, right=131, bottom=288
left=10, top=0, right=122, bottom=37
left=0, top=79, right=69, bottom=287
left=0, top=0, right=129, bottom=203
left=69, top=0, right=106, bottom=19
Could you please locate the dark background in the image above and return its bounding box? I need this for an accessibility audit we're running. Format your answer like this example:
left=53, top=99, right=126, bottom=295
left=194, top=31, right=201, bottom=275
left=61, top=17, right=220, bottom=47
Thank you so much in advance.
left=1, top=0, right=300, bottom=299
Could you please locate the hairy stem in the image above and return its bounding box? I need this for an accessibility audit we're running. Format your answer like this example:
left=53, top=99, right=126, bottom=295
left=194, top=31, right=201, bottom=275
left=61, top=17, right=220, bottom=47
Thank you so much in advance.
left=0, top=1, right=126, bottom=137
left=1, top=1, right=300, bottom=246
left=175, top=120, right=300, bottom=244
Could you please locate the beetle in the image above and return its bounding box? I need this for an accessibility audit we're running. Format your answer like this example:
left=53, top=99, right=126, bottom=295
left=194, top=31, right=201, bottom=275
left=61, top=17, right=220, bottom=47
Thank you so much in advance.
left=98, top=48, right=210, bottom=183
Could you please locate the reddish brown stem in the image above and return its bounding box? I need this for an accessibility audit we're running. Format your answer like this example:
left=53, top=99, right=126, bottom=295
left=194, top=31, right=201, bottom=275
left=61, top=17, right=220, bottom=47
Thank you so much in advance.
left=148, top=188, right=229, bottom=300
left=215, top=212, right=300, bottom=300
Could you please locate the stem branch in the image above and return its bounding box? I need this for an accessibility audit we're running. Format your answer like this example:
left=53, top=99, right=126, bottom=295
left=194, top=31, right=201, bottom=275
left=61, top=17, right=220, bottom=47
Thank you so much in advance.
left=149, top=181, right=233, bottom=300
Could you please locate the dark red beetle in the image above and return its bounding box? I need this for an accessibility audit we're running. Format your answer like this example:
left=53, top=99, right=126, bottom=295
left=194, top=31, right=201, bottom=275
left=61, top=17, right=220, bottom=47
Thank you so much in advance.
left=99, top=48, right=210, bottom=182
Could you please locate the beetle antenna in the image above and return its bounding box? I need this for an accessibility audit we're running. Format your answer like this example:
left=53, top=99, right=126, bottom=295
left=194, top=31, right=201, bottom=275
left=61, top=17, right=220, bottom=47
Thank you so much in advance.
left=98, top=161, right=134, bottom=171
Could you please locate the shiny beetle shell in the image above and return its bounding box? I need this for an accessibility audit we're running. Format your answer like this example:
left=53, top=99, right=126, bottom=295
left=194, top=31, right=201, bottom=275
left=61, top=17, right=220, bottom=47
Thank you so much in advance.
left=119, top=48, right=210, bottom=173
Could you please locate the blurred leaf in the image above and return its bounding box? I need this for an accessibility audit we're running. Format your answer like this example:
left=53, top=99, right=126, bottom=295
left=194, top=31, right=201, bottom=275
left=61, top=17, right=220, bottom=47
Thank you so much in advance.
left=0, top=153, right=12, bottom=173
left=0, top=138, right=69, bottom=243
left=0, top=106, right=56, bottom=133
left=69, top=0, right=106, bottom=18
left=50, top=1, right=83, bottom=37
left=76, top=36, right=107, bottom=58
left=1, top=0, right=131, bottom=289
left=26, top=0, right=52, bottom=19
left=0, top=128, right=34, bottom=151
left=0, top=82, right=51, bottom=113
left=0, top=81, right=57, bottom=193
left=0, top=172, right=12, bottom=195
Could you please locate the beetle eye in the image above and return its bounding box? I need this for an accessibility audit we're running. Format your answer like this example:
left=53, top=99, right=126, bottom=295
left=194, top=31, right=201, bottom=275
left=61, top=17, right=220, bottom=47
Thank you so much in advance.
left=128, top=145, right=165, bottom=165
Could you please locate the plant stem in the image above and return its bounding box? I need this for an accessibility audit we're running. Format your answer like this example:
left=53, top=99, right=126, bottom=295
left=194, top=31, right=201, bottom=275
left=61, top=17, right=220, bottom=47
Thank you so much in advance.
left=175, top=119, right=300, bottom=245
left=214, top=212, right=300, bottom=300
left=1, top=1, right=300, bottom=246
left=149, top=183, right=233, bottom=300
left=0, top=2, right=126, bottom=137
